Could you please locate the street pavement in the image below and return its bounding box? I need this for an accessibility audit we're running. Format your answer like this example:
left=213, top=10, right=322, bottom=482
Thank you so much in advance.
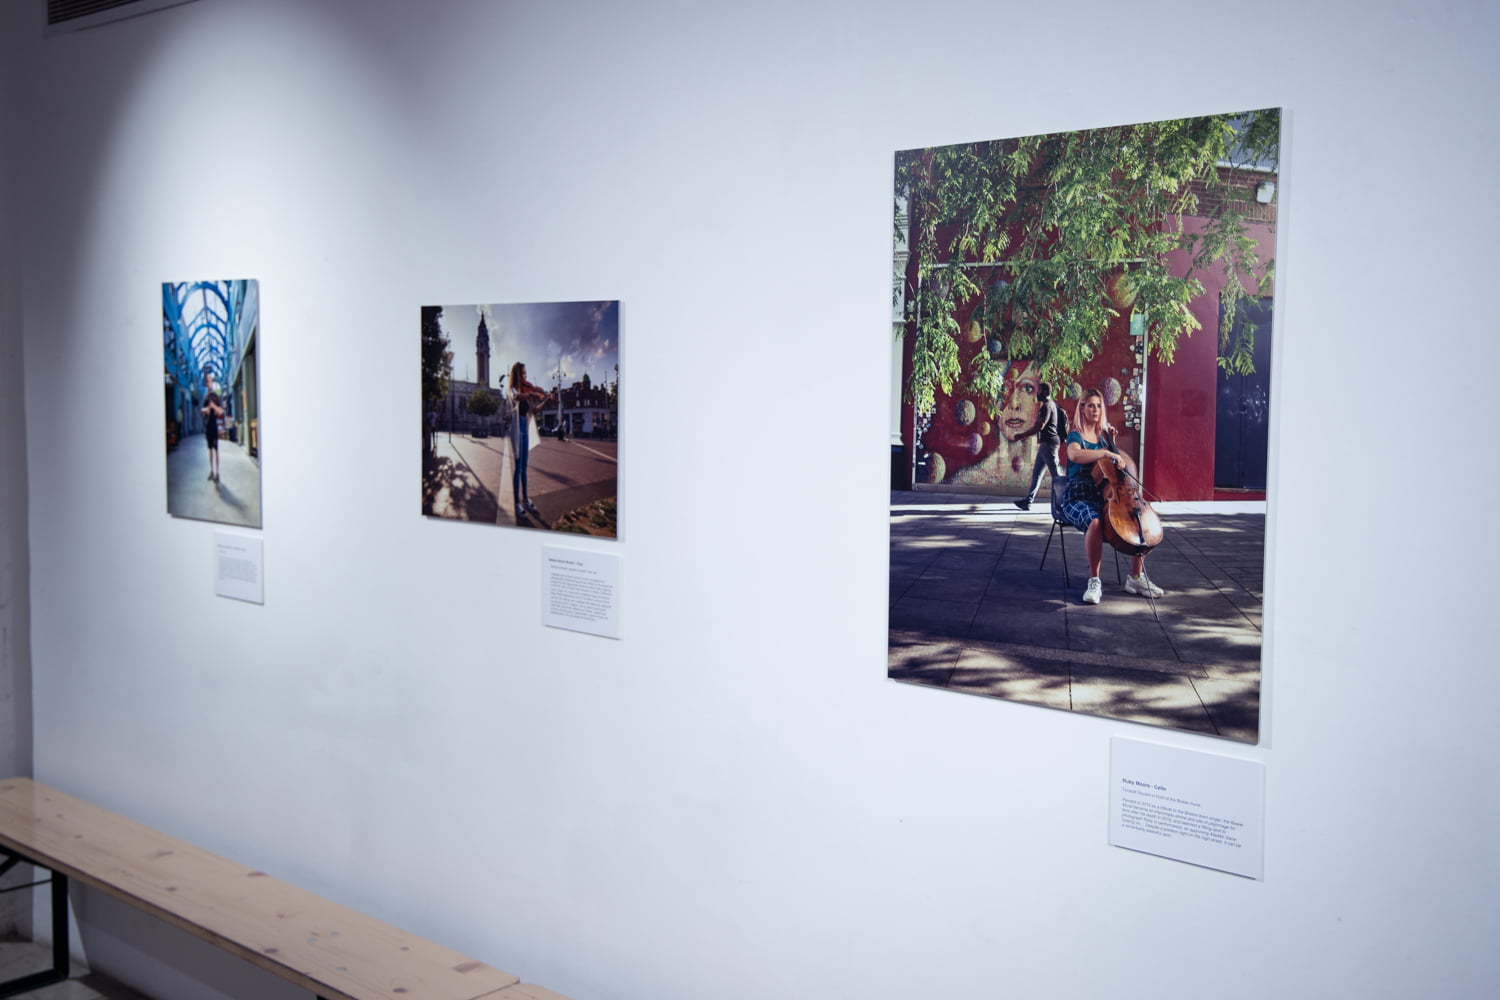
left=165, top=434, right=261, bottom=528
left=889, top=489, right=1264, bottom=743
left=423, top=429, right=617, bottom=532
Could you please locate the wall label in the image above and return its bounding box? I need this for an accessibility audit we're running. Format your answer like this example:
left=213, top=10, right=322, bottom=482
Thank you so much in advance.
left=1109, top=737, right=1264, bottom=879
left=542, top=545, right=620, bottom=639
left=214, top=531, right=263, bottom=605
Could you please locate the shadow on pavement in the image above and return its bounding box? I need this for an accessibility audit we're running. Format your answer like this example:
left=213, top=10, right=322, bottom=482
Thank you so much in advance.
left=889, top=491, right=1263, bottom=743
left=423, top=453, right=497, bottom=522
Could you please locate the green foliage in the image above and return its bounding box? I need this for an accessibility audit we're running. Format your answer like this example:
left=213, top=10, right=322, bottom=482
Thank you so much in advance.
left=897, top=109, right=1279, bottom=413
left=466, top=387, right=500, bottom=418
left=555, top=498, right=616, bottom=536
left=421, top=306, right=452, bottom=406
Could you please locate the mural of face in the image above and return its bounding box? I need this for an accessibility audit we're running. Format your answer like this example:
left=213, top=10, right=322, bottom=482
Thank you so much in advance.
left=998, top=361, right=1043, bottom=443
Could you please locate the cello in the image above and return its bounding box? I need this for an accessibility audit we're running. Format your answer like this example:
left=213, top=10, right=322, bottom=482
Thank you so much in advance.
left=1090, top=432, right=1164, bottom=557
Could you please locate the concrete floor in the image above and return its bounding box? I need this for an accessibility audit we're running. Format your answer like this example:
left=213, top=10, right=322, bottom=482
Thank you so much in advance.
left=164, top=435, right=262, bottom=529
left=0, top=939, right=149, bottom=1000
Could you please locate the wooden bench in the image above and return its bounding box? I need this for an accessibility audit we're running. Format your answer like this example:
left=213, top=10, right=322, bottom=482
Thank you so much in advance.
left=0, top=779, right=570, bottom=1000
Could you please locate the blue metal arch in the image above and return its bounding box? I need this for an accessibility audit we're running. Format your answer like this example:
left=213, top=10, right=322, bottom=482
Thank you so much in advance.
left=162, top=280, right=244, bottom=393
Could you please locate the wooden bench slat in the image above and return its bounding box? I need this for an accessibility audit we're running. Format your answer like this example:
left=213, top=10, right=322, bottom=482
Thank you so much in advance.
left=495, top=985, right=578, bottom=1000
left=0, top=779, right=522, bottom=1000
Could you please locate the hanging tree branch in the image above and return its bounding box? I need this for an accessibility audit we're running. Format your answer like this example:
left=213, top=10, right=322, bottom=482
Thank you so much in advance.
left=896, top=108, right=1279, bottom=414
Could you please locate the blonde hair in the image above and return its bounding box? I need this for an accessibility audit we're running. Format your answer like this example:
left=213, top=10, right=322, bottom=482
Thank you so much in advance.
left=1073, top=388, right=1115, bottom=439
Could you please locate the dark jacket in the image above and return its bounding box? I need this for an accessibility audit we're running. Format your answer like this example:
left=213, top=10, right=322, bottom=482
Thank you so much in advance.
left=1037, top=398, right=1068, bottom=445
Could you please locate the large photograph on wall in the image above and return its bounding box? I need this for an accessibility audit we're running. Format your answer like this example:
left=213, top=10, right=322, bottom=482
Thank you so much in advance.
left=889, top=110, right=1279, bottom=744
left=422, top=300, right=619, bottom=537
left=164, top=279, right=262, bottom=529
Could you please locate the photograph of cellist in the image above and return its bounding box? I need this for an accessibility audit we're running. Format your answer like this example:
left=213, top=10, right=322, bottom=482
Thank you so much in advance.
left=889, top=108, right=1278, bottom=743
left=1059, top=388, right=1164, bottom=607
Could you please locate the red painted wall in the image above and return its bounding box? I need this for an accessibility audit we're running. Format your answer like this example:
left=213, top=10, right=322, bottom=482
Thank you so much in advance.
left=1145, top=216, right=1275, bottom=500
left=898, top=170, right=1277, bottom=502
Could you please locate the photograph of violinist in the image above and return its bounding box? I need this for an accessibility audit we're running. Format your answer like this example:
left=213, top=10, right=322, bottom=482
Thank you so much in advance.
left=421, top=300, right=620, bottom=536
left=889, top=108, right=1279, bottom=743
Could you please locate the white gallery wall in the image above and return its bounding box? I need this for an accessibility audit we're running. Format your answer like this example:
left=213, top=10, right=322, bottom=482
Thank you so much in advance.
left=5, top=1, right=1498, bottom=998
left=1, top=0, right=32, bottom=820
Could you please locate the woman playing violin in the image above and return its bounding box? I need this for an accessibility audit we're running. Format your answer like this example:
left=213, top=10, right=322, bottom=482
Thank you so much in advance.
left=1061, top=388, right=1165, bottom=605
left=509, top=361, right=556, bottom=520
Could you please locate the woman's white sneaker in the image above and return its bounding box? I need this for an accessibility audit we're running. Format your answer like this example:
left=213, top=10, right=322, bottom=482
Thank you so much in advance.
left=1082, top=577, right=1103, bottom=604
left=1126, top=573, right=1164, bottom=598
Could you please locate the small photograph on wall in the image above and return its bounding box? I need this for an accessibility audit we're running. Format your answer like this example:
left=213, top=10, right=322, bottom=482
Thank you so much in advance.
left=164, top=279, right=262, bottom=529
left=422, top=300, right=619, bottom=537
left=889, top=109, right=1280, bottom=744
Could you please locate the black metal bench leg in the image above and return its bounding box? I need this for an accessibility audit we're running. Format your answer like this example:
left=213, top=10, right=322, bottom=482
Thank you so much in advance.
left=0, top=855, right=70, bottom=999
left=51, top=870, right=69, bottom=981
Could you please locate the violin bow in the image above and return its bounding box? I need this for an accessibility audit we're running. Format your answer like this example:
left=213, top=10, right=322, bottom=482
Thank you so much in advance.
left=1103, top=431, right=1163, bottom=503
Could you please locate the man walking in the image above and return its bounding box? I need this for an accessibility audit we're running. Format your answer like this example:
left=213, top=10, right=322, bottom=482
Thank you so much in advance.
left=1014, top=381, right=1066, bottom=511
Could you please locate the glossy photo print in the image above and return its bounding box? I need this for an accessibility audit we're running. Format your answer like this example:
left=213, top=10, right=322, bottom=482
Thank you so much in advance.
left=163, top=279, right=262, bottom=528
left=421, top=300, right=619, bottom=537
left=889, top=110, right=1279, bottom=743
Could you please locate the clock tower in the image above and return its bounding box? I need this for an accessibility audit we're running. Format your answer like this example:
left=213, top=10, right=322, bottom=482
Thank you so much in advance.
left=475, top=314, right=491, bottom=386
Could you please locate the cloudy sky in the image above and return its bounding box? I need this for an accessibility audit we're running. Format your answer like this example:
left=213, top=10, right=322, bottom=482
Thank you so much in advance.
left=432, top=300, right=619, bottom=391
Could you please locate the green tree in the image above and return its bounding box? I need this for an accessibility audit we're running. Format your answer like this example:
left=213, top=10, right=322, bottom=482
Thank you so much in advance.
left=466, top=387, right=499, bottom=418
left=897, top=109, right=1279, bottom=415
left=421, top=305, right=452, bottom=406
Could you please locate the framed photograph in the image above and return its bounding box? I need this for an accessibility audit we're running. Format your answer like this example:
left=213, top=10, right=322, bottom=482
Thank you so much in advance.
left=889, top=110, right=1279, bottom=743
left=422, top=301, right=619, bottom=537
left=163, top=279, right=262, bottom=529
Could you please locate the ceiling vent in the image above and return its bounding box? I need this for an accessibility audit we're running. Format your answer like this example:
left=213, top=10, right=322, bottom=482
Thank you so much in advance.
left=46, top=0, right=199, bottom=36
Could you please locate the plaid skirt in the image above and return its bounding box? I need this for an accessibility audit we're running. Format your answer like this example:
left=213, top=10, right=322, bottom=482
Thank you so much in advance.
left=1059, top=474, right=1103, bottom=533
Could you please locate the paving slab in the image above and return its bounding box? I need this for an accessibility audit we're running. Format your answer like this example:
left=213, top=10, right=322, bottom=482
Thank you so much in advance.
left=1066, top=662, right=1222, bottom=736
left=1161, top=616, right=1263, bottom=672
left=889, top=491, right=1265, bottom=743
left=969, top=604, right=1070, bottom=645
left=1195, top=674, right=1262, bottom=743
left=1066, top=614, right=1181, bottom=661
left=887, top=632, right=964, bottom=686
left=889, top=596, right=977, bottom=633
left=903, top=574, right=988, bottom=605
left=948, top=648, right=1073, bottom=709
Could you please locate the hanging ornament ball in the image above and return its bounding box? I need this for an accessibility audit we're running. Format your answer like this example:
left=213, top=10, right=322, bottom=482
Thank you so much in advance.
left=1102, top=377, right=1123, bottom=406
left=1109, top=272, right=1138, bottom=310
left=927, top=453, right=947, bottom=483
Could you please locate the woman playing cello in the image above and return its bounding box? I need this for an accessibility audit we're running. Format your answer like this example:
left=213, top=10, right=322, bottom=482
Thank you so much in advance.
left=1060, top=388, right=1166, bottom=605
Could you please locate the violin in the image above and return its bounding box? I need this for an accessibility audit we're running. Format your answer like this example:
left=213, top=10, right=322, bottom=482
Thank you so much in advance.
left=515, top=378, right=554, bottom=413
left=1090, top=434, right=1164, bottom=557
